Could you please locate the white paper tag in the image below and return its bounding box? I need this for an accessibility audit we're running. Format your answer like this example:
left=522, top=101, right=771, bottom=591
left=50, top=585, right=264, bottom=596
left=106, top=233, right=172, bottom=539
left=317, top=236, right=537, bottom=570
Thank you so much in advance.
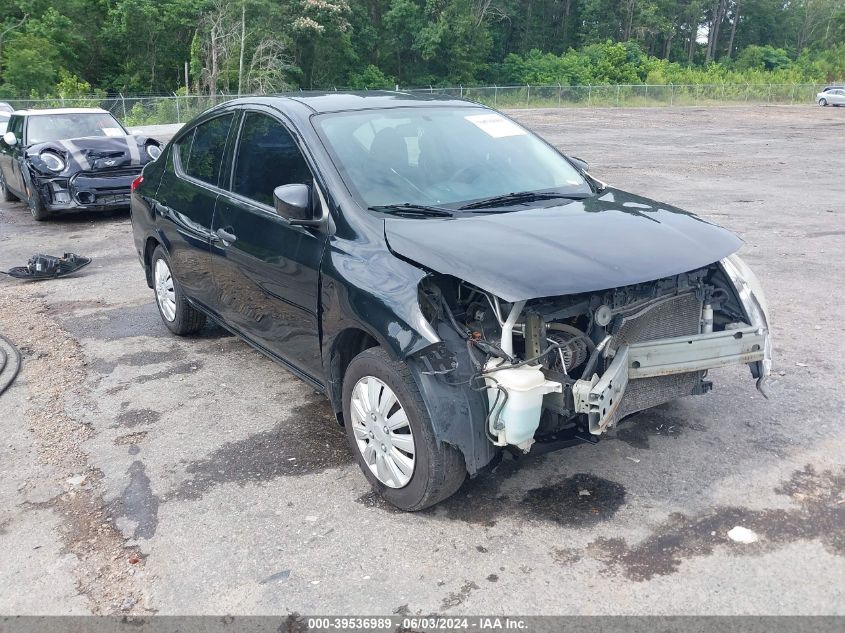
left=465, top=113, right=527, bottom=138
left=102, top=127, right=124, bottom=137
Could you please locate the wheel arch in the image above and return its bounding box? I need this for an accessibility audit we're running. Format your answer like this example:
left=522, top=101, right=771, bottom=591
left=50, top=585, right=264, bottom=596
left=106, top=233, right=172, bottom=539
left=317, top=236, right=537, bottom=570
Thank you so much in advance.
left=142, top=236, right=161, bottom=288
left=325, top=326, right=381, bottom=423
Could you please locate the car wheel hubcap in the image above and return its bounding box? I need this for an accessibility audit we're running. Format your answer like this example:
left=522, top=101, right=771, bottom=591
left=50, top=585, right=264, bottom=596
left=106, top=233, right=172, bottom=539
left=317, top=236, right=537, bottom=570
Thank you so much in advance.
left=154, top=259, right=177, bottom=322
left=350, top=376, right=415, bottom=488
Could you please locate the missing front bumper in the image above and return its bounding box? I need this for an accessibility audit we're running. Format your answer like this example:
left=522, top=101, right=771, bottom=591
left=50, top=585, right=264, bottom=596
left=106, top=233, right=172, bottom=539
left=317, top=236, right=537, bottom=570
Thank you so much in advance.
left=572, top=325, right=768, bottom=434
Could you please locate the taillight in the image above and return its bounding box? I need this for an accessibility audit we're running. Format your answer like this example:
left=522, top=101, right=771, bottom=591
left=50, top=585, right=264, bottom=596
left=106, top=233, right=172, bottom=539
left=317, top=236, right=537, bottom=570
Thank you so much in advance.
left=131, top=175, right=143, bottom=192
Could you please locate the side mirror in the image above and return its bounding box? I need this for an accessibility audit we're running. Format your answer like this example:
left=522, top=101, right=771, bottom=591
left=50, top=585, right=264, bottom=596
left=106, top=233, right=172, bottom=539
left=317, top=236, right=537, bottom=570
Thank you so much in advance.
left=569, top=156, right=588, bottom=173
left=273, top=183, right=319, bottom=225
left=3, top=131, right=17, bottom=146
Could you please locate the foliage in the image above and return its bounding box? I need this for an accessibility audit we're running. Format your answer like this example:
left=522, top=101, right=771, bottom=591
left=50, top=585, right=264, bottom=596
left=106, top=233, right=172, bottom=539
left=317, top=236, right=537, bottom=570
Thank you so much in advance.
left=0, top=0, right=843, bottom=98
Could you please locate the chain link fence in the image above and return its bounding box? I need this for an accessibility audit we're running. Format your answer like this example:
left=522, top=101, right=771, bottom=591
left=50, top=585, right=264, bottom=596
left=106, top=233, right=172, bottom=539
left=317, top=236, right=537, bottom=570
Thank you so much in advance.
left=2, top=84, right=829, bottom=126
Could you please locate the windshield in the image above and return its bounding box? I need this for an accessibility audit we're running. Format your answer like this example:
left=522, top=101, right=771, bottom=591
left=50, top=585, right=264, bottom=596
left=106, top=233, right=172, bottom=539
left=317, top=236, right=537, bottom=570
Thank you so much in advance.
left=314, top=107, right=591, bottom=210
left=27, top=113, right=126, bottom=144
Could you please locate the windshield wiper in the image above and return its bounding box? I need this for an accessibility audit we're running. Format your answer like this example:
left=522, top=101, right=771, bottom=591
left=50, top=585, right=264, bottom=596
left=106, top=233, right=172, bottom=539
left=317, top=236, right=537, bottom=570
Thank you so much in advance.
left=459, top=191, right=588, bottom=210
left=369, top=203, right=454, bottom=217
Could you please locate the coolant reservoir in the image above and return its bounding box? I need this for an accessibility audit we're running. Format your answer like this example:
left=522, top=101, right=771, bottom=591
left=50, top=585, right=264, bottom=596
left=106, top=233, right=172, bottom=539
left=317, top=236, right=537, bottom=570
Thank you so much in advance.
left=484, top=360, right=562, bottom=452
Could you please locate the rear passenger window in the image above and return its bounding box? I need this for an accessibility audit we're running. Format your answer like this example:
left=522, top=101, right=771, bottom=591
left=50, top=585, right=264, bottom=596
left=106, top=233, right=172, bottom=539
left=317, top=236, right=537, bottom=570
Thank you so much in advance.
left=178, top=114, right=233, bottom=186
left=232, top=113, right=311, bottom=206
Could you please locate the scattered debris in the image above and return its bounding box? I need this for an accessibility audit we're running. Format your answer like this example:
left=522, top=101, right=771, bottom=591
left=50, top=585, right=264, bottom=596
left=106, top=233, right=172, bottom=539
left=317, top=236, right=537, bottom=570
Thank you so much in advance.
left=626, top=457, right=641, bottom=463
left=66, top=474, right=87, bottom=487
left=4, top=253, right=91, bottom=281
left=260, top=570, right=290, bottom=584
left=0, top=333, right=22, bottom=398
left=727, top=526, right=759, bottom=544
left=578, top=489, right=591, bottom=496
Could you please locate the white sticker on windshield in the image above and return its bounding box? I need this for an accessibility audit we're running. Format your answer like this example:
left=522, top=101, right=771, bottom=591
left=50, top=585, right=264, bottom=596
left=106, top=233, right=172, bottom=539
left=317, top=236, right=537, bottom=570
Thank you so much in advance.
left=102, top=127, right=124, bottom=137
left=465, top=113, right=527, bottom=138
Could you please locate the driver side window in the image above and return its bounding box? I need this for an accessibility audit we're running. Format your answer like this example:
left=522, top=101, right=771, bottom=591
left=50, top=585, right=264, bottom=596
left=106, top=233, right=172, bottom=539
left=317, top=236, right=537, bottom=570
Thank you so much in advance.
left=232, top=112, right=312, bottom=206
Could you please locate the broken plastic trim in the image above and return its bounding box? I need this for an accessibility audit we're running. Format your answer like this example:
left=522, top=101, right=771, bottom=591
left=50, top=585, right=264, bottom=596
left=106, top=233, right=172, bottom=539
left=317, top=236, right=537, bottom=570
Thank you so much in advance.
left=4, top=253, right=91, bottom=280
left=719, top=254, right=773, bottom=397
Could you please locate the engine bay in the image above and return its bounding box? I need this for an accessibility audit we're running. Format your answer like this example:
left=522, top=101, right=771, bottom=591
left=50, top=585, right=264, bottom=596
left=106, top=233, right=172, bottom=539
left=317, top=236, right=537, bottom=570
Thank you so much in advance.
left=419, top=263, right=759, bottom=452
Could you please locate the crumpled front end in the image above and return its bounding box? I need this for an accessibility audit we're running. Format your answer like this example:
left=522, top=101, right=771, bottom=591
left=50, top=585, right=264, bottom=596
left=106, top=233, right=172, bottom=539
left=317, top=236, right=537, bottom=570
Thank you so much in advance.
left=25, top=134, right=159, bottom=213
left=415, top=255, right=772, bottom=462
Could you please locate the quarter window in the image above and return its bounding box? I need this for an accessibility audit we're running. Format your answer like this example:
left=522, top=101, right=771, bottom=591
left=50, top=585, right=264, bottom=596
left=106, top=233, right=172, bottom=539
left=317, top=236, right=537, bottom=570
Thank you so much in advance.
left=232, top=112, right=312, bottom=206
left=178, top=114, right=233, bottom=186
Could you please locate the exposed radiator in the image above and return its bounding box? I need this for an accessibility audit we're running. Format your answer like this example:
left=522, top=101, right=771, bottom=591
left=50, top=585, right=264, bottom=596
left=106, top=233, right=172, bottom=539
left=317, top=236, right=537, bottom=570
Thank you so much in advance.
left=609, top=292, right=704, bottom=424
left=610, top=292, right=703, bottom=352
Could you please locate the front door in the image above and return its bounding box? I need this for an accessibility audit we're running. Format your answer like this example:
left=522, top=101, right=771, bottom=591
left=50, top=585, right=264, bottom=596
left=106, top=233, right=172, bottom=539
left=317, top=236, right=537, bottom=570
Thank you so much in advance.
left=210, top=110, right=326, bottom=381
left=0, top=115, right=25, bottom=194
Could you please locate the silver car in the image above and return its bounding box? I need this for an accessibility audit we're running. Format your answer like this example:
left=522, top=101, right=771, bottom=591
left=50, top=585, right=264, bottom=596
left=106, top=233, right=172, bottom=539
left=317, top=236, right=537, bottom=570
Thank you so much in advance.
left=817, top=89, right=845, bottom=106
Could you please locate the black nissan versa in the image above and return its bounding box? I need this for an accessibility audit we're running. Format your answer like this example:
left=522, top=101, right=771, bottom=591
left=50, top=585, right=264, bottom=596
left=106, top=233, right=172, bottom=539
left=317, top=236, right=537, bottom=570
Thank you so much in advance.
left=130, top=92, right=772, bottom=511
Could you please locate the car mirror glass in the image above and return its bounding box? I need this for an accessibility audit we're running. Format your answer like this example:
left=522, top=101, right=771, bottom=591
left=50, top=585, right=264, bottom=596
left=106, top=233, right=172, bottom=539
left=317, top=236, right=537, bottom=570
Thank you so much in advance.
left=3, top=131, right=17, bottom=146
left=273, top=183, right=318, bottom=225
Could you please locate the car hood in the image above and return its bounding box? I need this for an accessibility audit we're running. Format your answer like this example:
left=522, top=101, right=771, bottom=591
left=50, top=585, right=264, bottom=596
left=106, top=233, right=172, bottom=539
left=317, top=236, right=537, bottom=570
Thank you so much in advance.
left=26, top=134, right=156, bottom=175
left=384, top=188, right=743, bottom=302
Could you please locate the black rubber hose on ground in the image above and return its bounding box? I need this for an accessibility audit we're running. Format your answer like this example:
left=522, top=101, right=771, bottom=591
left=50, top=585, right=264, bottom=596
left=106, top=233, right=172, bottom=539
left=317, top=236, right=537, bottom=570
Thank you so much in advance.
left=0, top=333, right=22, bottom=397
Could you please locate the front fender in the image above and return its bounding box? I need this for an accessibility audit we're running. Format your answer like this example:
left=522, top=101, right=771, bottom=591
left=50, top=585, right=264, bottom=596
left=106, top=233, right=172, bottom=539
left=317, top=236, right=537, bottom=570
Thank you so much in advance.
left=320, top=243, right=441, bottom=408
left=321, top=245, right=440, bottom=360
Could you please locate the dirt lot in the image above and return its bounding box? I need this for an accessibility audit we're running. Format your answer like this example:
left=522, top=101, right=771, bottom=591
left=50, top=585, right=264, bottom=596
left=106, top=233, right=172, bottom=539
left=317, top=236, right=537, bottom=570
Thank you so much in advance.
left=0, top=105, right=843, bottom=616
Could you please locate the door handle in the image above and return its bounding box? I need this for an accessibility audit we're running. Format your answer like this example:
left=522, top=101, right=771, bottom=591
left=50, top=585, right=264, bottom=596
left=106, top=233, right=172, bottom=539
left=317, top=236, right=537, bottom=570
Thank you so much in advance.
left=215, top=227, right=237, bottom=244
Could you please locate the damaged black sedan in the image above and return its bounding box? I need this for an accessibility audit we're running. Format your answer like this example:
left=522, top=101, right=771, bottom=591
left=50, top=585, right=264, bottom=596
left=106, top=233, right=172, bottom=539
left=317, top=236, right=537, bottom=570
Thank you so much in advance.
left=0, top=108, right=161, bottom=220
left=131, top=93, right=772, bottom=511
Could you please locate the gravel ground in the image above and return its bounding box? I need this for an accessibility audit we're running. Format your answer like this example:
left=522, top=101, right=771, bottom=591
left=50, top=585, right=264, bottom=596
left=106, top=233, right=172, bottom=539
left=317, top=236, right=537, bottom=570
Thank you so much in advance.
left=0, top=105, right=843, bottom=616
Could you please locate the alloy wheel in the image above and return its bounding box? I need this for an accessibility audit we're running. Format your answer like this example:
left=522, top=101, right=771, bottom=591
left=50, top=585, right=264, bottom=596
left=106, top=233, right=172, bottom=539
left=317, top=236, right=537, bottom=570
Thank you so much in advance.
left=154, top=258, right=177, bottom=322
left=349, top=376, right=416, bottom=488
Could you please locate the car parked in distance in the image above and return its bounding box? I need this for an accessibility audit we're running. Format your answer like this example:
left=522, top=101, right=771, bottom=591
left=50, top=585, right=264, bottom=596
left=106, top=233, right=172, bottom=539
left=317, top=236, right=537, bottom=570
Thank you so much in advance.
left=131, top=92, right=772, bottom=511
left=0, top=102, right=14, bottom=114
left=0, top=112, right=9, bottom=135
left=0, top=107, right=162, bottom=220
left=817, top=88, right=845, bottom=106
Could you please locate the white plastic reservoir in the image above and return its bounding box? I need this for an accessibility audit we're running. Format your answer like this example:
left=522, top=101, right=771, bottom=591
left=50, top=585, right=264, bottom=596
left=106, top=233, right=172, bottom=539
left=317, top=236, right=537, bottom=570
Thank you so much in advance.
left=484, top=360, right=562, bottom=452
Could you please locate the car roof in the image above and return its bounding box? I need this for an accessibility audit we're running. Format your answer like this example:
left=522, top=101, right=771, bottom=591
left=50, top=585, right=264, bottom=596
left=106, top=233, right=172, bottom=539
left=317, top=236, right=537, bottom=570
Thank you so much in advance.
left=13, top=107, right=111, bottom=116
left=222, top=91, right=485, bottom=115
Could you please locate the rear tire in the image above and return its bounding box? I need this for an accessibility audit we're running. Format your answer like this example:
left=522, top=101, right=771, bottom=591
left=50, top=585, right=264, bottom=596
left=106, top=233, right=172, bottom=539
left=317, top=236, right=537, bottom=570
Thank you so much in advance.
left=150, top=246, right=206, bottom=335
left=342, top=347, right=466, bottom=511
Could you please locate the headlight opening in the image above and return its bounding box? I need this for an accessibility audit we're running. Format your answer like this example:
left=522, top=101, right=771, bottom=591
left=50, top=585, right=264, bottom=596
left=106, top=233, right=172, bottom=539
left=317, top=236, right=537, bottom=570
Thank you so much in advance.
left=146, top=144, right=162, bottom=160
left=40, top=151, right=65, bottom=172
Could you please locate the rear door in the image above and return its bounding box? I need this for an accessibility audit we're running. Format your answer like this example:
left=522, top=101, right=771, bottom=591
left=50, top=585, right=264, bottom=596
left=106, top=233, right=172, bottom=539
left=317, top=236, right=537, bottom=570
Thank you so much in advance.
left=210, top=109, right=326, bottom=381
left=154, top=112, right=236, bottom=308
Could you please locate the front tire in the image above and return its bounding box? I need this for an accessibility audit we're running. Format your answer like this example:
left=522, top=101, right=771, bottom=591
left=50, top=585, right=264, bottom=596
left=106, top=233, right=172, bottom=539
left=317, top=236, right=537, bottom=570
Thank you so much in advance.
left=819, top=98, right=828, bottom=106
left=150, top=246, right=206, bottom=335
left=342, top=347, right=466, bottom=511
left=0, top=170, right=16, bottom=202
